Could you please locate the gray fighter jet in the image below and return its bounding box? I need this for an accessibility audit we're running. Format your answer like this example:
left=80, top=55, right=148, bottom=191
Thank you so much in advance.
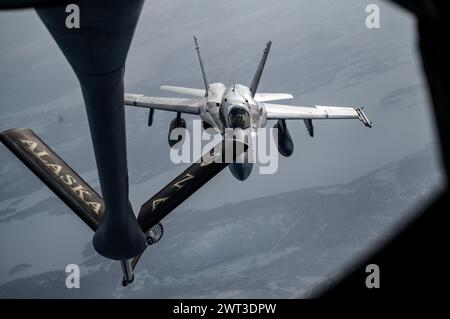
left=125, top=37, right=372, bottom=181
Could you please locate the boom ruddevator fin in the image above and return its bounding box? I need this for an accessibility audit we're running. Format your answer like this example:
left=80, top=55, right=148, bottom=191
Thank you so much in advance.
left=0, top=128, right=103, bottom=231
left=130, top=138, right=248, bottom=270
left=137, top=138, right=247, bottom=233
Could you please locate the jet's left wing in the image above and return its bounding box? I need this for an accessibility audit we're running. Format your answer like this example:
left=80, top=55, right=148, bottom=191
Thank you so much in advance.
left=263, top=103, right=372, bottom=127
left=124, top=93, right=200, bottom=114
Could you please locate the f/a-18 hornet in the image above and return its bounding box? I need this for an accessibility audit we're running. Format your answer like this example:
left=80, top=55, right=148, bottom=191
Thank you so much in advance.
left=125, top=37, right=372, bottom=181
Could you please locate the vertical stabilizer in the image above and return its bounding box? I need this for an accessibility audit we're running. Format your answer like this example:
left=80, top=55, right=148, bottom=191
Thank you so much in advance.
left=250, top=41, right=272, bottom=96
left=194, top=36, right=209, bottom=96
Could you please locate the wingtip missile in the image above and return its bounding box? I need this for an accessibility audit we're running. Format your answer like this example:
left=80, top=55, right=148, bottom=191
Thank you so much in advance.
left=355, top=107, right=372, bottom=128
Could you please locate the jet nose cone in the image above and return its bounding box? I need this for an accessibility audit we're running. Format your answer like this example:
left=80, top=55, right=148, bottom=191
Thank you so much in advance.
left=229, top=163, right=253, bottom=181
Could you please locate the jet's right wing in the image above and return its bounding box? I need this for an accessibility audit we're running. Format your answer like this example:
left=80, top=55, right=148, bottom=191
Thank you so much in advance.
left=263, top=103, right=372, bottom=127
left=124, top=93, right=200, bottom=114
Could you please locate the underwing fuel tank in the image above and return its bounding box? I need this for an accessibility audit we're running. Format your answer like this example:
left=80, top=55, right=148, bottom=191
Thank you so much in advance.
left=273, top=119, right=294, bottom=157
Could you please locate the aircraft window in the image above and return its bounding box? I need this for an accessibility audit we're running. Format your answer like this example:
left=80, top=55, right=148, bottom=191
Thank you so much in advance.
left=228, top=108, right=250, bottom=129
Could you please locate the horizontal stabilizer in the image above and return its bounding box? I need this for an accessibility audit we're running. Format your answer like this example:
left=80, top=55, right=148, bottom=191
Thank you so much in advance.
left=0, top=128, right=103, bottom=231
left=160, top=85, right=206, bottom=97
left=254, top=93, right=293, bottom=102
